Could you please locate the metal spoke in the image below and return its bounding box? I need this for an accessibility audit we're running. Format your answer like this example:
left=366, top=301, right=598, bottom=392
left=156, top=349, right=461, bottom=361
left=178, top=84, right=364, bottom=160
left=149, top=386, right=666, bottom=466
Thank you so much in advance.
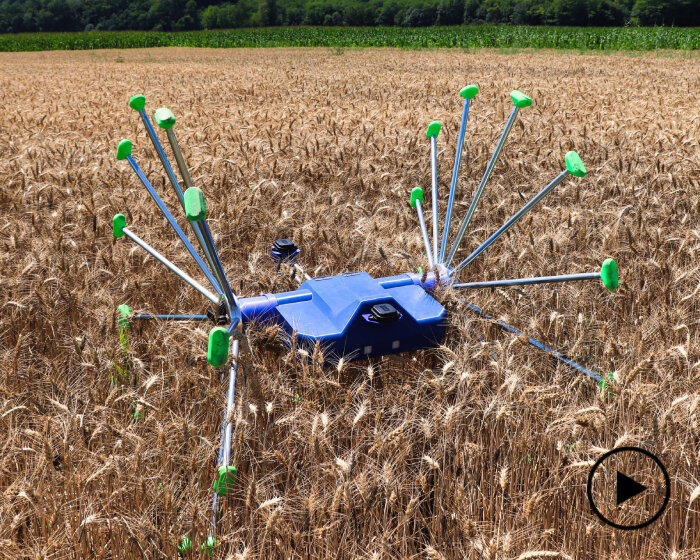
left=440, top=85, right=478, bottom=263
left=454, top=272, right=599, bottom=289
left=129, top=97, right=220, bottom=281
left=410, top=187, right=434, bottom=269
left=451, top=169, right=570, bottom=278
left=121, top=225, right=220, bottom=305
left=446, top=91, right=532, bottom=267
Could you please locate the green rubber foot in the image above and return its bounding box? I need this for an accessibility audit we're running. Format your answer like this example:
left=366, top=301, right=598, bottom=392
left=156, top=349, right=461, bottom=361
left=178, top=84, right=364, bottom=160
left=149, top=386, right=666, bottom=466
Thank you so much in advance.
left=510, top=90, right=532, bottom=108
left=113, top=213, right=126, bottom=238
left=600, top=258, right=618, bottom=291
left=425, top=121, right=441, bottom=139
left=410, top=187, right=424, bottom=209
left=116, top=139, right=132, bottom=161
left=117, top=304, right=131, bottom=328
left=177, top=536, right=191, bottom=554
left=598, top=372, right=615, bottom=397
left=129, top=94, right=145, bottom=111
left=565, top=151, right=587, bottom=178
left=207, top=327, right=230, bottom=367
left=201, top=536, right=216, bottom=556
left=154, top=107, right=176, bottom=130
left=184, top=187, right=206, bottom=222
left=213, top=465, right=237, bottom=496
left=460, top=84, right=479, bottom=99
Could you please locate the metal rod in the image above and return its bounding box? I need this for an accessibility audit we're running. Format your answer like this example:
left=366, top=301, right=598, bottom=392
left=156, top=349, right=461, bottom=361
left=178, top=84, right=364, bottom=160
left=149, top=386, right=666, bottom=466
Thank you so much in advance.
left=163, top=126, right=221, bottom=275
left=122, top=227, right=220, bottom=304
left=452, top=169, right=570, bottom=278
left=158, top=128, right=241, bottom=328
left=222, top=339, right=238, bottom=467
left=454, top=272, right=599, bottom=289
left=440, top=97, right=471, bottom=264
left=430, top=136, right=439, bottom=262
left=138, top=109, right=220, bottom=278
left=198, top=218, right=242, bottom=330
left=446, top=106, right=520, bottom=267
left=158, top=130, right=241, bottom=328
left=138, top=110, right=186, bottom=207
left=210, top=338, right=239, bottom=536
left=131, top=313, right=210, bottom=321
left=164, top=128, right=193, bottom=196
left=457, top=298, right=602, bottom=382
left=415, top=199, right=434, bottom=269
left=125, top=154, right=222, bottom=294
left=294, top=263, right=312, bottom=282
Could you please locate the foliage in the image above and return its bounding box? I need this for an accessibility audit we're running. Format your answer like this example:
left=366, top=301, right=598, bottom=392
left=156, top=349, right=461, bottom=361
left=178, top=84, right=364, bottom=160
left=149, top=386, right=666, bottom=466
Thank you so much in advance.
left=0, top=24, right=698, bottom=51
left=201, top=0, right=260, bottom=29
left=0, top=0, right=699, bottom=33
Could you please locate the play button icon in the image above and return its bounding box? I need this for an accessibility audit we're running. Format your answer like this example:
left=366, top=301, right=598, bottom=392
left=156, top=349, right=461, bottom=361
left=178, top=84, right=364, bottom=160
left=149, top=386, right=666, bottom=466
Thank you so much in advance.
left=587, top=446, right=670, bottom=530
left=616, top=471, right=647, bottom=506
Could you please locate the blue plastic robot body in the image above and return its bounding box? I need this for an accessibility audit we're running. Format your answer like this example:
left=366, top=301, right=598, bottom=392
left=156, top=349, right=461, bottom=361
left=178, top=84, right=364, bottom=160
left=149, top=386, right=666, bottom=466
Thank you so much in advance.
left=237, top=271, right=447, bottom=360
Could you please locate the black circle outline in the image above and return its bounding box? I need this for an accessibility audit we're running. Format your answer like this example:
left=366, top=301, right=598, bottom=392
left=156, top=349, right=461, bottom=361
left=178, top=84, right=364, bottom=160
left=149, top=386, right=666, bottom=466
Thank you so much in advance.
left=586, top=446, right=670, bottom=530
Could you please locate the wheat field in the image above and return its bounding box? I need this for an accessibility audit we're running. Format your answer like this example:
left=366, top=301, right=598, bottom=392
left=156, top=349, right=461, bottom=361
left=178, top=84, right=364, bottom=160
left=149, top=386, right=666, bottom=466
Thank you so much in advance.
left=0, top=48, right=698, bottom=559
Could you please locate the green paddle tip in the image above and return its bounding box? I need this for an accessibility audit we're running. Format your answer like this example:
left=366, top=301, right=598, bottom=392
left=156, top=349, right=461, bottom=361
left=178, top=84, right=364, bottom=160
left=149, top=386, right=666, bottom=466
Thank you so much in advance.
left=510, top=90, right=532, bottom=108
left=425, top=121, right=441, bottom=139
left=410, top=187, right=424, bottom=209
left=184, top=187, right=206, bottom=222
left=600, top=258, right=618, bottom=291
left=177, top=536, right=192, bottom=554
left=201, top=536, right=216, bottom=556
left=117, top=304, right=131, bottom=328
left=154, top=107, right=176, bottom=130
left=112, top=213, right=126, bottom=238
left=598, top=372, right=615, bottom=397
left=460, top=84, right=479, bottom=99
left=207, top=327, right=230, bottom=367
left=565, top=151, right=587, bottom=178
left=213, top=465, right=237, bottom=496
left=129, top=94, right=145, bottom=111
left=116, top=139, right=132, bottom=161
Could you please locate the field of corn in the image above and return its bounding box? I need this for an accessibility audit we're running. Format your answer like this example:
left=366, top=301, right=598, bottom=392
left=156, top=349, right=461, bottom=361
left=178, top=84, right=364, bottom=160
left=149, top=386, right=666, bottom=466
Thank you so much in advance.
left=0, top=47, right=698, bottom=559
left=1, top=25, right=700, bottom=53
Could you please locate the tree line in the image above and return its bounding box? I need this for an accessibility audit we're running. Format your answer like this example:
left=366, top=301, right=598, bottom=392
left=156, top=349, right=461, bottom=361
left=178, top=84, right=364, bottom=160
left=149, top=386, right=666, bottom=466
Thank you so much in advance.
left=0, top=0, right=697, bottom=34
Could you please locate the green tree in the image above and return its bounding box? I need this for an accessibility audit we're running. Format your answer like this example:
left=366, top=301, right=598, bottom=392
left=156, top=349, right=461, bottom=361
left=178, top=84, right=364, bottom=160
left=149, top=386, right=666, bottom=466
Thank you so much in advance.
left=343, top=3, right=372, bottom=25
left=201, top=0, right=258, bottom=28
left=302, top=0, right=335, bottom=25
left=463, top=0, right=483, bottom=22
left=258, top=0, right=277, bottom=25
left=322, top=9, right=341, bottom=24
left=375, top=0, right=402, bottom=24
left=173, top=0, right=199, bottom=29
left=631, top=0, right=667, bottom=23
left=552, top=0, right=588, bottom=24
left=1, top=0, right=699, bottom=33
left=83, top=0, right=123, bottom=26
left=587, top=0, right=626, bottom=25
left=148, top=0, right=186, bottom=30
left=630, top=0, right=697, bottom=25
left=435, top=0, right=463, bottom=24
left=0, top=0, right=31, bottom=31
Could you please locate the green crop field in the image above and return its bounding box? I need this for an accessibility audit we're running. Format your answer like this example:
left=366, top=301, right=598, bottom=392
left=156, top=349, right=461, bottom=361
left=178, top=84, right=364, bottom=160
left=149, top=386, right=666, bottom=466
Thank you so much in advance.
left=1, top=25, right=699, bottom=52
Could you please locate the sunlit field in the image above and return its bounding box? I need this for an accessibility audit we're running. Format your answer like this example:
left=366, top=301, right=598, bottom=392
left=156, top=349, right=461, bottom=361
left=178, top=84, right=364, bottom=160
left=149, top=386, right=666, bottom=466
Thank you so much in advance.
left=0, top=48, right=698, bottom=558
